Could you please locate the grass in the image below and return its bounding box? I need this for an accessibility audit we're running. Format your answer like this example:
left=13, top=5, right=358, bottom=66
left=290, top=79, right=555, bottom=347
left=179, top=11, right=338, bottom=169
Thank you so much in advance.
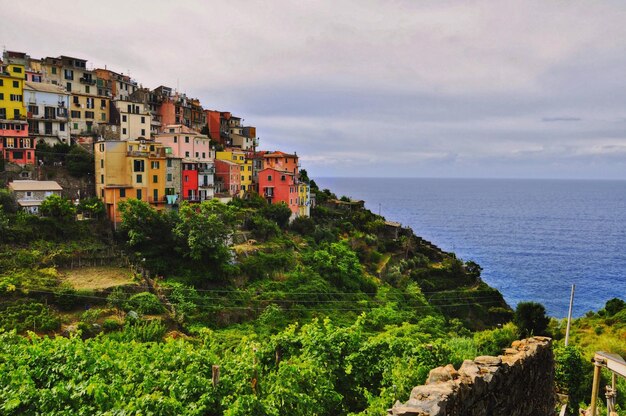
left=60, top=266, right=136, bottom=290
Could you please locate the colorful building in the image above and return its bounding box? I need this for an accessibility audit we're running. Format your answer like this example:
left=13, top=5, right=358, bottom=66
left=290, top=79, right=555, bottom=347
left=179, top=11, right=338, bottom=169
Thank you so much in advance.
left=0, top=62, right=27, bottom=121
left=8, top=180, right=63, bottom=214
left=214, top=159, right=241, bottom=197
left=23, top=81, right=70, bottom=145
left=297, top=182, right=311, bottom=217
left=258, top=167, right=299, bottom=215
left=216, top=149, right=253, bottom=197
left=113, top=100, right=151, bottom=140
left=95, top=139, right=167, bottom=222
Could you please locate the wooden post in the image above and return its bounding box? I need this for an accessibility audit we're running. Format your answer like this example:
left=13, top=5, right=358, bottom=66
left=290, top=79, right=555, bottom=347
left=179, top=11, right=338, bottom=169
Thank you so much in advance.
left=589, top=358, right=602, bottom=416
left=212, top=365, right=220, bottom=387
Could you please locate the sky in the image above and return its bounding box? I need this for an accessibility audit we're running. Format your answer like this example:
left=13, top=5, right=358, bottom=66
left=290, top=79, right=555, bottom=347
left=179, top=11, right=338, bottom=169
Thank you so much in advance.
left=2, top=0, right=626, bottom=179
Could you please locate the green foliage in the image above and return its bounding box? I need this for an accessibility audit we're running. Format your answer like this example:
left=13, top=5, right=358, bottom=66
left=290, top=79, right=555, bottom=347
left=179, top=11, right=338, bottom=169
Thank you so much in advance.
left=0, top=189, right=18, bottom=214
left=0, top=301, right=61, bottom=332
left=604, top=297, right=626, bottom=316
left=173, top=200, right=237, bottom=274
left=77, top=197, right=105, bottom=217
left=54, top=283, right=80, bottom=311
left=246, top=214, right=280, bottom=240
left=107, top=287, right=129, bottom=312
left=514, top=302, right=550, bottom=338
left=307, top=242, right=374, bottom=292
left=554, top=343, right=590, bottom=415
left=40, top=194, right=76, bottom=221
left=127, top=292, right=165, bottom=314
left=260, top=202, right=292, bottom=229
left=473, top=322, right=518, bottom=356
left=240, top=250, right=295, bottom=281
left=290, top=216, right=315, bottom=235
left=109, top=320, right=168, bottom=342
left=66, top=145, right=94, bottom=177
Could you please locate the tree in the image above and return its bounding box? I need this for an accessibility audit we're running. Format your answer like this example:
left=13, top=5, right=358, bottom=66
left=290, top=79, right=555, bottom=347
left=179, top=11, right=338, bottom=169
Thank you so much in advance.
left=260, top=202, right=292, bottom=229
left=604, top=297, right=626, bottom=316
left=299, top=169, right=310, bottom=183
left=77, top=197, right=105, bottom=218
left=514, top=301, right=549, bottom=337
left=66, top=146, right=94, bottom=177
left=0, top=189, right=18, bottom=214
left=173, top=200, right=238, bottom=275
left=40, top=194, right=76, bottom=221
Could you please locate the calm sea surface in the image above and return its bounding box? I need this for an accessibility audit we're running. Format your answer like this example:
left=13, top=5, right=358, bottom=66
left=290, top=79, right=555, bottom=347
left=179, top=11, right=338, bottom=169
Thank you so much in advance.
left=314, top=177, right=626, bottom=317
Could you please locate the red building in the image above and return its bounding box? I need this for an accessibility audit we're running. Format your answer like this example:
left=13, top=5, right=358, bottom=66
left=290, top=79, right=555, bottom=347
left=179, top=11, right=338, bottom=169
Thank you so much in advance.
left=214, top=159, right=240, bottom=197
left=261, top=150, right=299, bottom=176
left=204, top=109, right=221, bottom=142
left=182, top=162, right=199, bottom=201
left=0, top=121, right=36, bottom=166
left=258, top=167, right=298, bottom=214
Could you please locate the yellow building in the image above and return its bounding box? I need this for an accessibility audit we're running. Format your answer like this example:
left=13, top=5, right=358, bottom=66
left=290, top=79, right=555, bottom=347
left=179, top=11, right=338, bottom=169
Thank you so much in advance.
left=216, top=149, right=253, bottom=197
left=95, top=139, right=167, bottom=222
left=298, top=183, right=310, bottom=217
left=0, top=63, right=27, bottom=120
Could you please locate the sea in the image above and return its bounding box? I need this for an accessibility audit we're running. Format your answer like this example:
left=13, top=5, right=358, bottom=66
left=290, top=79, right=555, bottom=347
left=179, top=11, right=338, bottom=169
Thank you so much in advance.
left=314, top=177, right=626, bottom=318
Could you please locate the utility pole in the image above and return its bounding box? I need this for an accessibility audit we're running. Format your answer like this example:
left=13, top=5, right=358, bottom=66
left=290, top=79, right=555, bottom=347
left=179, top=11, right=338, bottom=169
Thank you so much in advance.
left=565, top=284, right=575, bottom=346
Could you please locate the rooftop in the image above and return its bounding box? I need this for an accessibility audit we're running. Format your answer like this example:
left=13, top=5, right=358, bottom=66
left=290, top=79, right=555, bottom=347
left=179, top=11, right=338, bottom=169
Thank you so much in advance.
left=9, top=180, right=63, bottom=192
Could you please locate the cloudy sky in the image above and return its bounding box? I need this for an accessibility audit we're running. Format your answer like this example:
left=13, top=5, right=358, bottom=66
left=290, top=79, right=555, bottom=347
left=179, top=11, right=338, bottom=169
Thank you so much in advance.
left=3, top=0, right=626, bottom=179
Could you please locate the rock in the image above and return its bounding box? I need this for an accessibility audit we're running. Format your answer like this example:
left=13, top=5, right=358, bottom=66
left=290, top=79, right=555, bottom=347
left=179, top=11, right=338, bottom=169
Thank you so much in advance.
left=474, top=356, right=502, bottom=366
left=427, top=366, right=452, bottom=384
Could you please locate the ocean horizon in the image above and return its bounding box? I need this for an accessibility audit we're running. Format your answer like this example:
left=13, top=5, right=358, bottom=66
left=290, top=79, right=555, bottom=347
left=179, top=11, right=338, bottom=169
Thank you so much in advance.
left=315, top=177, right=626, bottom=318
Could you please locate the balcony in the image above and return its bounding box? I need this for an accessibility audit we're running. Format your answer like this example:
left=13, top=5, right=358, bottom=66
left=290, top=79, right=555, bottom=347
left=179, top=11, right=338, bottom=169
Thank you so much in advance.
left=199, top=183, right=214, bottom=188
left=79, top=77, right=96, bottom=85
left=264, top=189, right=274, bottom=197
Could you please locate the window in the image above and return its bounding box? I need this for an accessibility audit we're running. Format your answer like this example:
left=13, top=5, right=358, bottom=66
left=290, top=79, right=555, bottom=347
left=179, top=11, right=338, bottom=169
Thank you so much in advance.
left=133, top=160, right=145, bottom=172
left=0, top=93, right=4, bottom=100
left=153, top=175, right=158, bottom=183
left=73, top=123, right=78, bottom=129
left=101, top=100, right=106, bottom=108
left=64, top=69, right=73, bottom=80
left=202, top=152, right=206, bottom=159
left=6, top=138, right=14, bottom=148
left=119, top=188, right=126, bottom=198
left=153, top=189, right=158, bottom=201
left=0, top=80, right=2, bottom=86
left=267, top=175, right=272, bottom=181
left=136, top=174, right=143, bottom=183
left=185, top=151, right=189, bottom=157
left=122, top=128, right=127, bottom=135
left=185, top=136, right=189, bottom=143
left=281, top=175, right=286, bottom=181
left=100, top=174, right=104, bottom=183
left=141, top=129, right=145, bottom=136
left=100, top=159, right=104, bottom=168
left=13, top=81, right=19, bottom=88
left=173, top=136, right=177, bottom=143
left=241, top=175, right=245, bottom=181
left=66, top=82, right=72, bottom=92
left=151, top=161, right=160, bottom=169
left=86, top=98, right=94, bottom=109
left=51, top=67, right=57, bottom=75
left=73, top=96, right=79, bottom=105
left=13, top=109, right=20, bottom=118
left=195, top=152, right=199, bottom=158
left=71, top=110, right=81, bottom=118
left=240, top=166, right=244, bottom=171
left=85, top=86, right=90, bottom=94
left=141, top=116, right=145, bottom=123
left=85, top=111, right=94, bottom=119
left=167, top=159, right=172, bottom=167
left=184, top=175, right=188, bottom=182
left=136, top=189, right=142, bottom=200
left=122, top=115, right=127, bottom=122
left=101, top=113, right=106, bottom=121
left=60, top=123, right=65, bottom=131
left=0, top=109, right=5, bottom=119
left=99, top=143, right=104, bottom=152
left=167, top=173, right=172, bottom=181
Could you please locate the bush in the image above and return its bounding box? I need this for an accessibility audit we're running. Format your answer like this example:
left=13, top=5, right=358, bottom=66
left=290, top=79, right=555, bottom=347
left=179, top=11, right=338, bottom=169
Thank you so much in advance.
left=110, top=319, right=167, bottom=342
left=605, top=298, right=626, bottom=316
left=554, top=344, right=590, bottom=415
left=246, top=214, right=280, bottom=241
left=0, top=301, right=61, bottom=333
left=127, top=292, right=165, bottom=314
left=54, top=284, right=79, bottom=311
left=260, top=203, right=292, bottom=229
left=474, top=322, right=518, bottom=356
left=102, top=318, right=123, bottom=332
left=290, top=216, right=315, bottom=235
left=514, top=302, right=550, bottom=337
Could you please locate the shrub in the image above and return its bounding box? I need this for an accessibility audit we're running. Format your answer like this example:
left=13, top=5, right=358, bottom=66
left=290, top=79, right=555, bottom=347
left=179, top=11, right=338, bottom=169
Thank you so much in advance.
left=514, top=302, right=550, bottom=337
left=102, top=318, right=123, bottom=332
left=260, top=203, right=292, bottom=229
left=127, top=292, right=165, bottom=314
left=0, top=301, right=61, bottom=333
left=605, top=298, right=626, bottom=316
left=110, top=319, right=167, bottom=342
left=474, top=322, right=518, bottom=356
left=290, top=216, right=315, bottom=235
left=246, top=214, right=280, bottom=241
left=54, top=284, right=79, bottom=311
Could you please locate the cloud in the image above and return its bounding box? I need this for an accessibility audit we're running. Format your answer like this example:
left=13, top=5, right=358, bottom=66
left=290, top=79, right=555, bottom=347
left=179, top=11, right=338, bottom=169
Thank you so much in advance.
left=2, top=0, right=626, bottom=178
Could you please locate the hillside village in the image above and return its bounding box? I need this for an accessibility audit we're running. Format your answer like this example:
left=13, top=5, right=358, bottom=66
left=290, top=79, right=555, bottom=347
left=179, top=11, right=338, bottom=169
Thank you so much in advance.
left=0, top=50, right=311, bottom=220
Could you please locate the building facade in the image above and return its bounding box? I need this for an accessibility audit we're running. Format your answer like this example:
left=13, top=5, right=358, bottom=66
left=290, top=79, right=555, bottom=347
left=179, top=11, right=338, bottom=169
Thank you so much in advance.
left=23, top=81, right=70, bottom=145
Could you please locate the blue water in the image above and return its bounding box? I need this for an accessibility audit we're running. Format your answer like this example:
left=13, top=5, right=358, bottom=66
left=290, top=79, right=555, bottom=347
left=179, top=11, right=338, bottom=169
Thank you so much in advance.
left=314, top=178, right=626, bottom=317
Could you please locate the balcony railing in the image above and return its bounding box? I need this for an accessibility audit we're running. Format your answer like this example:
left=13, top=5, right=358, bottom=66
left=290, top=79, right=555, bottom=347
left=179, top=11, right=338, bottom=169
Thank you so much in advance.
left=79, top=77, right=96, bottom=85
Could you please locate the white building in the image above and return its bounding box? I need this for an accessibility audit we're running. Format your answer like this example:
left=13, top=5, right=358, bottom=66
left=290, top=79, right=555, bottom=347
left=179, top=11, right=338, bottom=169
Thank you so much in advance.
left=8, top=180, right=63, bottom=214
left=115, top=100, right=151, bottom=140
left=24, top=81, right=71, bottom=145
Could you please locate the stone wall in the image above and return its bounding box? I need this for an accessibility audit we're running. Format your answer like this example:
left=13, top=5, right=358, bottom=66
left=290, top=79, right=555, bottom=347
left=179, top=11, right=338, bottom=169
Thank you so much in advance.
left=389, top=337, right=554, bottom=416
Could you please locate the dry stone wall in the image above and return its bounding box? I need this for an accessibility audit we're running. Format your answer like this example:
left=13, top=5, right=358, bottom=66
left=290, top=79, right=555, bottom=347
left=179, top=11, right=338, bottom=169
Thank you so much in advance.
left=389, top=337, right=554, bottom=416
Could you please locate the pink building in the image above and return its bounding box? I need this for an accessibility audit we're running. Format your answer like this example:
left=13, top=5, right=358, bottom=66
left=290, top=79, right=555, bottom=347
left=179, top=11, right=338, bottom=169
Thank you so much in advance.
left=0, top=121, right=36, bottom=166
left=258, top=167, right=298, bottom=214
left=215, top=159, right=240, bottom=197
left=155, top=124, right=212, bottom=161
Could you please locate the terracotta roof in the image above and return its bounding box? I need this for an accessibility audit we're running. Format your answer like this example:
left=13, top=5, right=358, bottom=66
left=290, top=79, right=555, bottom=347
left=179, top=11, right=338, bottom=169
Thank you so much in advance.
left=9, top=180, right=63, bottom=192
